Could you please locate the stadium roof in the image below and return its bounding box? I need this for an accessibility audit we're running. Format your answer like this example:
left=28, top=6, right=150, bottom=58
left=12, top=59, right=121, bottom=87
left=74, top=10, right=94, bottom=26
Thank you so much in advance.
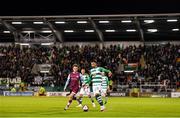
left=0, top=13, right=180, bottom=42
left=1, top=0, right=179, bottom=16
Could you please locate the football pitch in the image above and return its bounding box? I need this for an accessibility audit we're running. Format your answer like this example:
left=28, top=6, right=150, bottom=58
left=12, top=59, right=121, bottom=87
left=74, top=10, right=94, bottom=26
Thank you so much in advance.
left=0, top=96, right=180, bottom=117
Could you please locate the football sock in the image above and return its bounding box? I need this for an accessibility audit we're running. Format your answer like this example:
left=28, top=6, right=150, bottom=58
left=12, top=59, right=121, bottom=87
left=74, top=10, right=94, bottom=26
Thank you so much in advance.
left=95, top=94, right=103, bottom=106
left=77, top=97, right=82, bottom=104
left=67, top=100, right=72, bottom=107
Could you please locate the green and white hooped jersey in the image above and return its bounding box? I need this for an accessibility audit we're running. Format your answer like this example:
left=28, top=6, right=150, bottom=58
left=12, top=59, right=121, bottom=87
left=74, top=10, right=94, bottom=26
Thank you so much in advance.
left=102, top=76, right=109, bottom=89
left=82, top=73, right=90, bottom=85
left=90, top=67, right=111, bottom=86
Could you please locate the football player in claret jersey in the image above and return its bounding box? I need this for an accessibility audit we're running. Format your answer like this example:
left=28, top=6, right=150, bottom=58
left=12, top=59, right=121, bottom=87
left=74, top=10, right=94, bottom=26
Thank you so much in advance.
left=63, top=64, right=83, bottom=110
left=76, top=68, right=96, bottom=108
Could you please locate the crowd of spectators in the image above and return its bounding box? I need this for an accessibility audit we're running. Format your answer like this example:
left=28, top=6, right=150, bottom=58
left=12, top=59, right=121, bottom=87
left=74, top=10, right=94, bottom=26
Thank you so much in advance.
left=0, top=43, right=179, bottom=89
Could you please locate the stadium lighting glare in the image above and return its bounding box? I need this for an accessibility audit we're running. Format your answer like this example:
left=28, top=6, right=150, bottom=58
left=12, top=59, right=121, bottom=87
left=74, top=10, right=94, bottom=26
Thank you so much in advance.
left=167, top=19, right=178, bottom=22
left=64, top=30, right=74, bottom=33
left=172, top=28, right=179, bottom=31
left=99, top=21, right=110, bottom=23
left=77, top=21, right=87, bottom=24
left=3, top=31, right=10, bottom=33
left=147, top=29, right=158, bottom=32
left=55, top=21, right=65, bottom=24
left=40, top=70, right=50, bottom=73
left=126, top=29, right=136, bottom=32
left=41, top=43, right=54, bottom=45
left=105, top=30, right=115, bottom=32
left=85, top=30, right=94, bottom=32
left=121, top=20, right=132, bottom=23
left=20, top=43, right=30, bottom=46
left=15, top=43, right=27, bottom=45
left=144, top=20, right=155, bottom=23
left=41, top=30, right=52, bottom=33
left=33, top=22, right=44, bottom=24
left=22, top=31, right=35, bottom=33
left=12, top=22, right=22, bottom=24
left=124, top=70, right=134, bottom=73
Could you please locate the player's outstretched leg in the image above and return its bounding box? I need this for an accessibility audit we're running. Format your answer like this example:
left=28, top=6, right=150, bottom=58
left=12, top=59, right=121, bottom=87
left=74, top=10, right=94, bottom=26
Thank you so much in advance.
left=88, top=95, right=96, bottom=107
left=76, top=94, right=83, bottom=107
left=73, top=95, right=77, bottom=100
left=95, top=94, right=105, bottom=111
left=64, top=93, right=75, bottom=110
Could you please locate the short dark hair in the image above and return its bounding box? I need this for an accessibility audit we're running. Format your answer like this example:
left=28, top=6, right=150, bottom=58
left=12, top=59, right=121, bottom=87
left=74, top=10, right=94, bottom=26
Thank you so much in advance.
left=91, top=59, right=97, bottom=63
left=73, top=64, right=79, bottom=68
left=81, top=68, right=85, bottom=70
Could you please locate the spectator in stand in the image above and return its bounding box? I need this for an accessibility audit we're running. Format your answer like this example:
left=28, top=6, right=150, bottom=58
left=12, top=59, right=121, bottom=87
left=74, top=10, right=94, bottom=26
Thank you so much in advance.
left=0, top=43, right=179, bottom=91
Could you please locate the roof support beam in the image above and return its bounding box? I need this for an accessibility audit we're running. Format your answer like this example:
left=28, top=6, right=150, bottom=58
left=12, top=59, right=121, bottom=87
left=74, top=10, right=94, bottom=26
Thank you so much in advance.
left=43, top=18, right=63, bottom=43
left=89, top=18, right=104, bottom=42
left=134, top=17, right=144, bottom=42
left=0, top=19, right=23, bottom=42
left=0, top=13, right=180, bottom=19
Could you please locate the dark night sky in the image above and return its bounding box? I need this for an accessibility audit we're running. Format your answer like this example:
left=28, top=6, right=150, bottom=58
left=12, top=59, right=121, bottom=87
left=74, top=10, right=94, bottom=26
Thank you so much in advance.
left=0, top=0, right=180, bottom=16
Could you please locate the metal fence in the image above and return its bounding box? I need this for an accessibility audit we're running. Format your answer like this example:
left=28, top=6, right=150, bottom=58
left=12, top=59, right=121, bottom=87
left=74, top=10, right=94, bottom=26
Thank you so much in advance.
left=115, top=82, right=177, bottom=93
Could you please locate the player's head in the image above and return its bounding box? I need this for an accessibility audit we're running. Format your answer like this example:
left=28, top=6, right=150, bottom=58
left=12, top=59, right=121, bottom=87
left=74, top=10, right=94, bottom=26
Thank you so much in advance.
left=91, top=59, right=97, bottom=68
left=72, top=64, right=79, bottom=72
left=81, top=68, right=86, bottom=74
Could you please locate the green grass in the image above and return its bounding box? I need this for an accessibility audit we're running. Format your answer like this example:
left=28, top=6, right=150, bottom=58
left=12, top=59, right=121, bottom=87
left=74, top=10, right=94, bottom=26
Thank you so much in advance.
left=0, top=96, right=180, bottom=117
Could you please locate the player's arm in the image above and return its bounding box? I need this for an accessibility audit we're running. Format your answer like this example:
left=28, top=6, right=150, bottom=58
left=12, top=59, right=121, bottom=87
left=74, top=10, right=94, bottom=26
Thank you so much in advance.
left=105, top=77, right=111, bottom=92
left=106, top=77, right=109, bottom=85
left=100, top=67, right=112, bottom=77
left=64, top=74, right=70, bottom=91
left=85, top=74, right=92, bottom=85
left=86, top=74, right=91, bottom=86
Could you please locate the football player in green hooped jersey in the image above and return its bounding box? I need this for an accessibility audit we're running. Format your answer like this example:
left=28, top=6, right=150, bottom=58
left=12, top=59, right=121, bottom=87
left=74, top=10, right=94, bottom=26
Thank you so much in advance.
left=87, top=60, right=112, bottom=111
left=76, top=68, right=96, bottom=108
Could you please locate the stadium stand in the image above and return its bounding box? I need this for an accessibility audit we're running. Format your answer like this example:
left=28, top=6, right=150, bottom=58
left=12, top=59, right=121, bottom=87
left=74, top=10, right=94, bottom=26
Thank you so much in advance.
left=0, top=43, right=179, bottom=92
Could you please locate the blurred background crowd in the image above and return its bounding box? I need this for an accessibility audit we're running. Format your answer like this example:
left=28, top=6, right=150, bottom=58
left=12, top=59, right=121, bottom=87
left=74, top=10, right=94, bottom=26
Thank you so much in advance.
left=0, top=43, right=179, bottom=90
